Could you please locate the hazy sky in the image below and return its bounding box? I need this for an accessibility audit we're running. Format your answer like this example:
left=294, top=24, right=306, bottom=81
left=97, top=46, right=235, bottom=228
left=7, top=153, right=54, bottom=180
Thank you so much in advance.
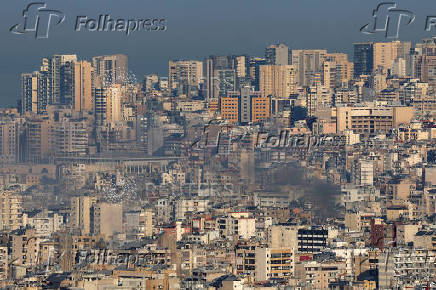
left=1, top=0, right=435, bottom=106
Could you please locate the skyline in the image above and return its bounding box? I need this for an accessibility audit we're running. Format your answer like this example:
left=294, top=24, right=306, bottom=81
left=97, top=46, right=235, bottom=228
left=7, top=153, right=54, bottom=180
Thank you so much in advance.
left=2, top=0, right=436, bottom=106
left=3, top=1, right=436, bottom=287
left=7, top=36, right=435, bottom=108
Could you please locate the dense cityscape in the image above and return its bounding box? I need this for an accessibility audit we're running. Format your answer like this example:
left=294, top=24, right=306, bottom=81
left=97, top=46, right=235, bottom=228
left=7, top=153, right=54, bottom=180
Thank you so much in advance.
left=0, top=37, right=436, bottom=289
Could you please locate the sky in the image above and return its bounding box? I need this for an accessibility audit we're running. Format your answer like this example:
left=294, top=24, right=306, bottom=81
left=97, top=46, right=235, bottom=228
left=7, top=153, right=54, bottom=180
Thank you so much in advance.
left=0, top=0, right=435, bottom=107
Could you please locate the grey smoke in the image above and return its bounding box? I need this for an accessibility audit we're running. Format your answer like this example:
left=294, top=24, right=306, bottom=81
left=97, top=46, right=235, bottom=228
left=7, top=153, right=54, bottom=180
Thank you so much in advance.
left=272, top=162, right=340, bottom=221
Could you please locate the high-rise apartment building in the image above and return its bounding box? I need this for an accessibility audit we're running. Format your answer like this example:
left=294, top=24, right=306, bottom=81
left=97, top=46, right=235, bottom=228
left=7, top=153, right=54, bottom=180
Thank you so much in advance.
left=0, top=190, right=23, bottom=231
left=391, top=58, right=407, bottom=77
left=21, top=72, right=38, bottom=114
left=265, top=43, right=290, bottom=65
left=248, top=57, right=267, bottom=91
left=291, top=49, right=327, bottom=86
left=322, top=53, right=354, bottom=88
left=105, top=84, right=122, bottom=123
left=24, top=108, right=89, bottom=160
left=92, top=54, right=128, bottom=88
left=415, top=37, right=436, bottom=55
left=234, top=55, right=248, bottom=78
left=251, top=94, right=270, bottom=123
left=205, top=55, right=235, bottom=99
left=373, top=41, right=411, bottom=72
left=259, top=65, right=297, bottom=98
left=354, top=41, right=411, bottom=77
left=220, top=94, right=240, bottom=124
left=46, top=54, right=78, bottom=105
left=399, top=80, right=436, bottom=114
left=24, top=117, right=52, bottom=162
left=94, top=88, right=107, bottom=126
left=70, top=196, right=95, bottom=235
left=220, top=87, right=270, bottom=124
left=213, top=69, right=236, bottom=98
left=136, top=113, right=163, bottom=155
left=168, top=60, right=203, bottom=96
left=73, top=61, right=93, bottom=112
left=305, top=85, right=333, bottom=117
left=235, top=242, right=258, bottom=277
left=354, top=43, right=374, bottom=77
left=22, top=55, right=87, bottom=113
left=53, top=119, right=89, bottom=156
left=0, top=118, right=22, bottom=164
left=21, top=71, right=48, bottom=114
left=414, top=55, right=436, bottom=92
left=93, top=84, right=122, bottom=125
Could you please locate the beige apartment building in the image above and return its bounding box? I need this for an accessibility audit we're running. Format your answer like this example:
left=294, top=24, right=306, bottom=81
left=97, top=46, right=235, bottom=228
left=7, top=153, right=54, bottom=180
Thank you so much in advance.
left=11, top=229, right=39, bottom=267
left=24, top=109, right=89, bottom=160
left=70, top=198, right=123, bottom=239
left=53, top=119, right=89, bottom=156
left=105, top=84, right=123, bottom=123
left=268, top=224, right=300, bottom=249
left=54, top=233, right=103, bottom=271
left=255, top=247, right=294, bottom=281
left=305, top=85, right=333, bottom=117
left=73, top=60, right=93, bottom=112
left=70, top=196, right=95, bottom=235
left=322, top=53, right=354, bottom=88
left=303, top=260, right=346, bottom=289
left=415, top=55, right=436, bottom=92
left=0, top=118, right=22, bottom=164
left=259, top=65, right=297, bottom=98
left=139, top=208, right=154, bottom=237
left=291, top=49, right=327, bottom=86
left=235, top=241, right=258, bottom=277
left=0, top=190, right=22, bottom=231
left=399, top=80, right=433, bottom=114
left=335, top=105, right=414, bottom=134
left=235, top=55, right=247, bottom=78
left=92, top=202, right=123, bottom=239
left=168, top=60, right=203, bottom=90
left=24, top=116, right=53, bottom=162
left=373, top=41, right=411, bottom=72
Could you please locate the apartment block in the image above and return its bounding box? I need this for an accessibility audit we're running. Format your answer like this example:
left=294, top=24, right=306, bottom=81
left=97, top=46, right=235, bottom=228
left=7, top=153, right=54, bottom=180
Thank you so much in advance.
left=335, top=105, right=414, bottom=134
left=0, top=190, right=22, bottom=231
left=259, top=65, right=296, bottom=98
